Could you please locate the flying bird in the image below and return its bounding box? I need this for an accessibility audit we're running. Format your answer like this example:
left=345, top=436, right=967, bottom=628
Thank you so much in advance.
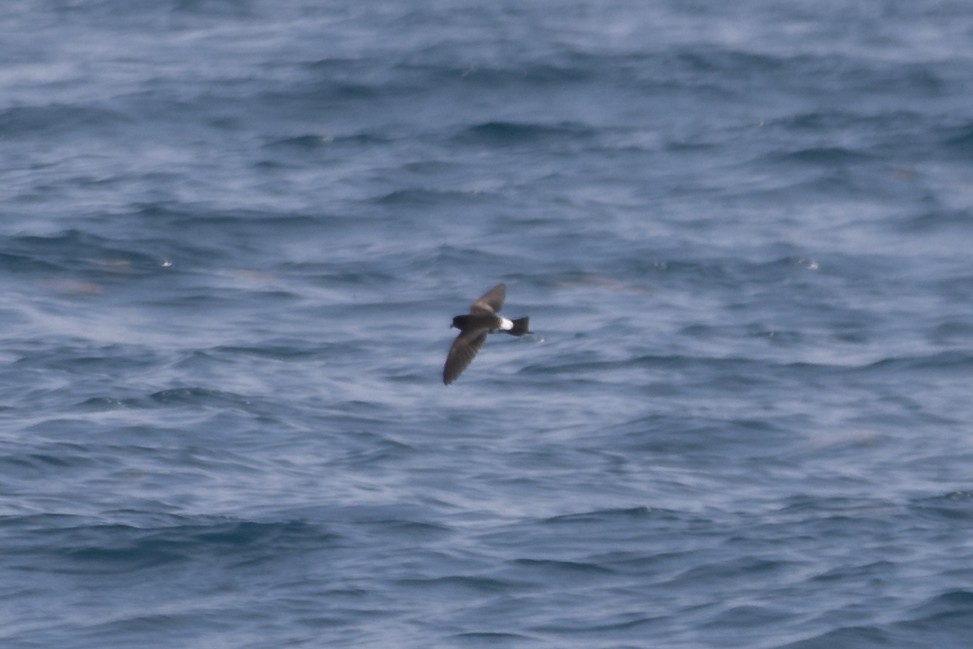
left=443, top=283, right=530, bottom=385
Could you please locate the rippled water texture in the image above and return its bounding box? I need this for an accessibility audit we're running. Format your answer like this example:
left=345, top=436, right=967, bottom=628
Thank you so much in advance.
left=2, top=1, right=973, bottom=647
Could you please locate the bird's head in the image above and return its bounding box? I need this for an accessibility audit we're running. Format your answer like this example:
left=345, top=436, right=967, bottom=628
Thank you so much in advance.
left=451, top=315, right=468, bottom=330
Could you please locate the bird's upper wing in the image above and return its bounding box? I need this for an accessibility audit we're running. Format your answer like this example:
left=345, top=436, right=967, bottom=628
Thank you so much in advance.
left=443, top=331, right=488, bottom=385
left=470, top=283, right=505, bottom=315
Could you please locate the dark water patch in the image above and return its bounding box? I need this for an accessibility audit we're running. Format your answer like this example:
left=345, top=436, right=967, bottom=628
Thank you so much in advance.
left=766, top=146, right=877, bottom=166
left=777, top=624, right=894, bottom=649
left=295, top=55, right=422, bottom=99
left=543, top=506, right=654, bottom=525
left=759, top=108, right=934, bottom=163
left=616, top=255, right=783, bottom=289
left=407, top=243, right=525, bottom=274
left=776, top=108, right=914, bottom=134
left=192, top=520, right=319, bottom=547
left=168, top=0, right=257, bottom=19
left=212, top=343, right=315, bottom=361
left=600, top=414, right=798, bottom=461
left=259, top=80, right=392, bottom=109
left=449, top=631, right=543, bottom=645
left=929, top=319, right=973, bottom=345
left=675, top=555, right=791, bottom=585
left=264, top=130, right=391, bottom=152
left=396, top=575, right=526, bottom=596
left=521, top=353, right=785, bottom=386
left=0, top=104, right=128, bottom=139
left=65, top=539, right=184, bottom=571
left=0, top=513, right=91, bottom=535
left=759, top=51, right=949, bottom=99
left=902, top=208, right=973, bottom=235
left=299, top=265, right=400, bottom=288
left=209, top=341, right=365, bottom=368
left=134, top=204, right=328, bottom=232
left=0, top=251, right=64, bottom=274
left=372, top=187, right=481, bottom=207
left=333, top=433, right=420, bottom=469
left=301, top=56, right=374, bottom=75
left=6, top=243, right=174, bottom=295
left=75, top=396, right=135, bottom=411
left=406, top=58, right=594, bottom=87
left=902, top=589, right=973, bottom=628
left=505, top=48, right=778, bottom=95
left=148, top=386, right=254, bottom=408
left=0, top=447, right=106, bottom=475
left=357, top=517, right=450, bottom=540
left=263, top=133, right=336, bottom=150
left=681, top=321, right=807, bottom=347
left=334, top=131, right=396, bottom=147
left=676, top=48, right=787, bottom=76
left=14, top=342, right=161, bottom=373
left=5, top=229, right=148, bottom=276
left=942, top=121, right=973, bottom=157
left=809, top=559, right=898, bottom=585
left=455, top=120, right=594, bottom=146
left=10, top=517, right=340, bottom=574
left=701, top=603, right=792, bottom=630
left=774, top=494, right=902, bottom=519
left=54, top=521, right=330, bottom=573
left=512, top=558, right=614, bottom=576
left=909, top=492, right=973, bottom=523
left=531, top=612, right=663, bottom=636
left=862, top=350, right=973, bottom=374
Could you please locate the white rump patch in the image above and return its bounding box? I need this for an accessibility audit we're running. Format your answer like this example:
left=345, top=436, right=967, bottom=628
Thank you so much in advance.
left=498, top=317, right=514, bottom=331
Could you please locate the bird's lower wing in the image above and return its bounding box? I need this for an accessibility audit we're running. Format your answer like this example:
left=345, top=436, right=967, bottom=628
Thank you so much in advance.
left=443, top=332, right=487, bottom=385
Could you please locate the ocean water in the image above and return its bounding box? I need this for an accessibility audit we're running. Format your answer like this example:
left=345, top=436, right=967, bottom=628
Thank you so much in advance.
left=2, top=1, right=973, bottom=647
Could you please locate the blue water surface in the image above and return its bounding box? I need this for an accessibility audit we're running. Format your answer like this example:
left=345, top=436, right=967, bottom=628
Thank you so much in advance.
left=2, top=1, right=973, bottom=647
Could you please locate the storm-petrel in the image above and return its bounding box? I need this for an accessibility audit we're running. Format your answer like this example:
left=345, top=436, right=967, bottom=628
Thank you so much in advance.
left=443, top=283, right=530, bottom=385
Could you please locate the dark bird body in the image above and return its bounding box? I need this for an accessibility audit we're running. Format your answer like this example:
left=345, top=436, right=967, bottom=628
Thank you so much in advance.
left=443, top=283, right=530, bottom=385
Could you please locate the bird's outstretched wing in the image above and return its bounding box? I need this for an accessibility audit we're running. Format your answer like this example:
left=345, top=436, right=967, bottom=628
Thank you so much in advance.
left=443, top=331, right=488, bottom=385
left=470, top=283, right=505, bottom=315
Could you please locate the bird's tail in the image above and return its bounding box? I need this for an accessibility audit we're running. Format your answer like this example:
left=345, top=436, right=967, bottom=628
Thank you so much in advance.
left=507, top=316, right=530, bottom=336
